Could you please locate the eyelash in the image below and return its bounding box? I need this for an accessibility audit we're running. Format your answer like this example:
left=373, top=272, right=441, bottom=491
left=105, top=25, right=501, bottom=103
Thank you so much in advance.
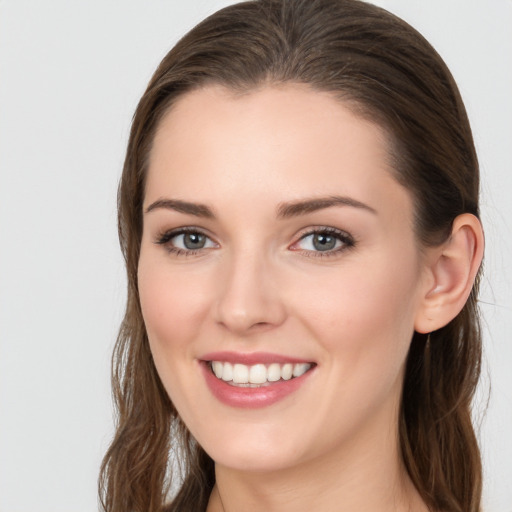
left=291, top=227, right=355, bottom=258
left=154, top=226, right=356, bottom=258
left=155, top=227, right=216, bottom=257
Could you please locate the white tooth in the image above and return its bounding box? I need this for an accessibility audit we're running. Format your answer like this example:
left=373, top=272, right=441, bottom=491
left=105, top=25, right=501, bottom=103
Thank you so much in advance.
left=212, top=361, right=223, bottom=379
left=221, top=362, right=233, bottom=381
left=267, top=363, right=281, bottom=382
left=293, top=363, right=310, bottom=377
left=233, top=364, right=249, bottom=384
left=281, top=363, right=293, bottom=380
left=249, top=364, right=267, bottom=384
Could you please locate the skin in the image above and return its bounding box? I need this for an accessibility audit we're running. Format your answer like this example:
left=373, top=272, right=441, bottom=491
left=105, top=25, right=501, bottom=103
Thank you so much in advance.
left=138, top=84, right=443, bottom=511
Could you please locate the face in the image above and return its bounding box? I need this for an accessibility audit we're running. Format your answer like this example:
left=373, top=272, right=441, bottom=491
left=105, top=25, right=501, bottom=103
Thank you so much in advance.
left=138, top=84, right=430, bottom=473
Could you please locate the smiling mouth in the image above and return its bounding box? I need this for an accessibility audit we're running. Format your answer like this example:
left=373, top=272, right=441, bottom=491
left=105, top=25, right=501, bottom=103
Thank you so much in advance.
left=208, top=361, right=314, bottom=387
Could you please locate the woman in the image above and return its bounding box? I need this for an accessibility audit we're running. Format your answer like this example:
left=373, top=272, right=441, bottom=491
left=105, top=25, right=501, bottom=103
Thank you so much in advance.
left=99, top=0, right=485, bottom=511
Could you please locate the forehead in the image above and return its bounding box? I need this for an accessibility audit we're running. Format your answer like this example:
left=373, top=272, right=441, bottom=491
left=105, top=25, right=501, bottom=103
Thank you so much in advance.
left=146, top=84, right=413, bottom=228
left=151, top=84, right=391, bottom=161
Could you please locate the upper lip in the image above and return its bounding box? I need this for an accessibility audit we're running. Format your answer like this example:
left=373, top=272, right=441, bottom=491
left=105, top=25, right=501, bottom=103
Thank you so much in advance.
left=200, top=351, right=314, bottom=365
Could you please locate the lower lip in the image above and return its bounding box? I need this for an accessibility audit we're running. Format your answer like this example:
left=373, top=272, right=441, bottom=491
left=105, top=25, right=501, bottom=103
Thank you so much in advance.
left=200, top=362, right=313, bottom=409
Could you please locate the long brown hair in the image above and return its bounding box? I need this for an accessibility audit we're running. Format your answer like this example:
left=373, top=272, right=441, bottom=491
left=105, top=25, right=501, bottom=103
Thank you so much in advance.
left=99, top=1, right=483, bottom=511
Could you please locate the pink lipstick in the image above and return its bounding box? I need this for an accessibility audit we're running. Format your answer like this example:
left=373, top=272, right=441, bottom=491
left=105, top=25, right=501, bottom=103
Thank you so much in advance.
left=199, top=352, right=315, bottom=409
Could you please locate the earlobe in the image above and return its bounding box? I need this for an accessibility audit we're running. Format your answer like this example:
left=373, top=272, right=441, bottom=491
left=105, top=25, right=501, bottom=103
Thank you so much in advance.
left=414, top=214, right=484, bottom=334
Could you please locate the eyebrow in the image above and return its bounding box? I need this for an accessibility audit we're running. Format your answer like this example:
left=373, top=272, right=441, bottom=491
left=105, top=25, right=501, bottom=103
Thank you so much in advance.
left=277, top=195, right=377, bottom=218
left=145, top=198, right=214, bottom=218
left=144, top=195, right=377, bottom=219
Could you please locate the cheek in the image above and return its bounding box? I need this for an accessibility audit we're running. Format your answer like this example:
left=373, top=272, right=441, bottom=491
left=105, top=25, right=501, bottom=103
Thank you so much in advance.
left=297, top=252, right=421, bottom=373
left=137, top=256, right=213, bottom=359
left=288, top=258, right=421, bottom=442
left=137, top=256, right=216, bottom=417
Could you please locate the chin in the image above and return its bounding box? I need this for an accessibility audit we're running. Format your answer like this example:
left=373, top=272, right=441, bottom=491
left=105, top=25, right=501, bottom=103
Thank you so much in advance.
left=208, top=444, right=303, bottom=474
left=190, top=418, right=306, bottom=473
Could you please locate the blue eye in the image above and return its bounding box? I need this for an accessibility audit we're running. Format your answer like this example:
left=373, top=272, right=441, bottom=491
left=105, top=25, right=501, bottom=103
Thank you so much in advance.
left=173, top=232, right=212, bottom=250
left=292, top=228, right=354, bottom=255
left=156, top=229, right=217, bottom=254
left=300, top=232, right=341, bottom=251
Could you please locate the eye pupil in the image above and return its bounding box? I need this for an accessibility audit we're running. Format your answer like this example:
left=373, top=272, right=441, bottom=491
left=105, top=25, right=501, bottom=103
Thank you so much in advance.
left=184, top=232, right=206, bottom=249
left=313, top=233, right=336, bottom=251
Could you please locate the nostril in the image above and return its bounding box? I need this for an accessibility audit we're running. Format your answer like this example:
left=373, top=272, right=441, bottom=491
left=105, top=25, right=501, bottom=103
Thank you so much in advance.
left=213, top=262, right=287, bottom=332
left=253, top=321, right=271, bottom=329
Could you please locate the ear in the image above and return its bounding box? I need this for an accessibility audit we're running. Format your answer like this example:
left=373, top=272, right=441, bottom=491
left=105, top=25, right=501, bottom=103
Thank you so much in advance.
left=415, top=213, right=484, bottom=334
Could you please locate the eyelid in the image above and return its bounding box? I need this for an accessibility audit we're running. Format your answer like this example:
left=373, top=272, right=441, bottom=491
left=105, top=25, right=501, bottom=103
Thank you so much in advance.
left=153, top=225, right=355, bottom=257
left=154, top=226, right=219, bottom=255
left=289, top=226, right=355, bottom=256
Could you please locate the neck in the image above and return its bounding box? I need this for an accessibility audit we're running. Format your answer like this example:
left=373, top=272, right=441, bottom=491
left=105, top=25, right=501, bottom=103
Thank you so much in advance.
left=210, top=452, right=422, bottom=512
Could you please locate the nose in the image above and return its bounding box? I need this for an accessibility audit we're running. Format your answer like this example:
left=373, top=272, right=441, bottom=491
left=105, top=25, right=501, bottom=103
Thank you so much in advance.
left=214, top=250, right=287, bottom=335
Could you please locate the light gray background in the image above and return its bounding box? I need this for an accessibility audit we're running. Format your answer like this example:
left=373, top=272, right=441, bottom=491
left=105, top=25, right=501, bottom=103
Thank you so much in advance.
left=0, top=1, right=510, bottom=511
